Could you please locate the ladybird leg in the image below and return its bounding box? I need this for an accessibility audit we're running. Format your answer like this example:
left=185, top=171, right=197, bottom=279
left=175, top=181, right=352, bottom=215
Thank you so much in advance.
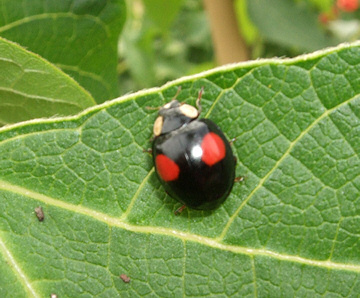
left=145, top=106, right=161, bottom=111
left=174, top=204, right=187, bottom=215
left=234, top=176, right=245, bottom=182
left=146, top=87, right=182, bottom=110
left=172, top=86, right=182, bottom=100
left=195, top=87, right=204, bottom=115
left=143, top=148, right=153, bottom=154
left=229, top=137, right=236, bottom=145
left=232, top=154, right=245, bottom=182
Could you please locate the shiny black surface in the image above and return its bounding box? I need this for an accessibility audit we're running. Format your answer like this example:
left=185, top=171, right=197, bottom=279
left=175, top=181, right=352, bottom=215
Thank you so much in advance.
left=153, top=119, right=235, bottom=210
left=158, top=100, right=193, bottom=134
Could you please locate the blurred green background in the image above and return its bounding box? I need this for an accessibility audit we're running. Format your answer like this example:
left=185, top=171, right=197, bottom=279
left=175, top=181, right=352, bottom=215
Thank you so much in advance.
left=0, top=0, right=358, bottom=106
left=119, top=0, right=360, bottom=94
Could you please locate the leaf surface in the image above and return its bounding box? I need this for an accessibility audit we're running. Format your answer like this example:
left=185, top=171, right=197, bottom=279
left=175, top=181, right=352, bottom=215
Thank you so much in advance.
left=0, top=37, right=95, bottom=126
left=0, top=42, right=360, bottom=297
left=0, top=0, right=126, bottom=102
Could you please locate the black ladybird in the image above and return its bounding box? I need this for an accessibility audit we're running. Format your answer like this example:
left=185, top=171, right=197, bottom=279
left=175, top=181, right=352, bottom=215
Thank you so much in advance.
left=151, top=88, right=236, bottom=211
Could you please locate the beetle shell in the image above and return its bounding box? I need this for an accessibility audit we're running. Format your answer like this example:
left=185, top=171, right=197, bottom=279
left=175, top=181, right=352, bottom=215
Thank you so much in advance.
left=152, top=118, right=235, bottom=210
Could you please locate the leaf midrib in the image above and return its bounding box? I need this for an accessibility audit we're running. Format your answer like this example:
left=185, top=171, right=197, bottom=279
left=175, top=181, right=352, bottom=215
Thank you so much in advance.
left=1, top=179, right=359, bottom=274
left=0, top=12, right=111, bottom=37
left=0, top=87, right=86, bottom=108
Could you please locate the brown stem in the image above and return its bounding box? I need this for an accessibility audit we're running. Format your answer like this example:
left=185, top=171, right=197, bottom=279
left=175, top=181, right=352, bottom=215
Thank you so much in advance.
left=203, top=0, right=249, bottom=65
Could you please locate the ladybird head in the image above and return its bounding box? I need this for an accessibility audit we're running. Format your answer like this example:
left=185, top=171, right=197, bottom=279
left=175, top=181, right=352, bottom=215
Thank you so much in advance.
left=153, top=100, right=199, bottom=136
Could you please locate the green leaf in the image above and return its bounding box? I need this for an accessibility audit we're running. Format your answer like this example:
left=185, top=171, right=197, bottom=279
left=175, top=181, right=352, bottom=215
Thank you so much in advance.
left=234, top=0, right=259, bottom=45
left=1, top=42, right=360, bottom=296
left=247, top=0, right=338, bottom=51
left=143, top=0, right=184, bottom=33
left=0, top=37, right=95, bottom=126
left=0, top=0, right=126, bottom=103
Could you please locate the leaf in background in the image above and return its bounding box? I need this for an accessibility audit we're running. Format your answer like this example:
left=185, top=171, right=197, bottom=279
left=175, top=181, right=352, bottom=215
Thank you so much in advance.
left=247, top=0, right=339, bottom=52
left=0, top=0, right=126, bottom=103
left=234, top=0, right=259, bottom=45
left=0, top=42, right=360, bottom=296
left=0, top=37, right=95, bottom=126
left=119, top=0, right=213, bottom=93
left=143, top=0, right=184, bottom=33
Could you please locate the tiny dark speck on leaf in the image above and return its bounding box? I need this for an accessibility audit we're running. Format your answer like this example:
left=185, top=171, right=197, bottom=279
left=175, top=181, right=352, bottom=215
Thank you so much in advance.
left=120, top=274, right=130, bottom=283
left=35, top=206, right=44, bottom=221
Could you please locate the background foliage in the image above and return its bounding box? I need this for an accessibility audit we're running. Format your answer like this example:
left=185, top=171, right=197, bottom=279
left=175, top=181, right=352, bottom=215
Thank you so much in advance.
left=0, top=0, right=126, bottom=104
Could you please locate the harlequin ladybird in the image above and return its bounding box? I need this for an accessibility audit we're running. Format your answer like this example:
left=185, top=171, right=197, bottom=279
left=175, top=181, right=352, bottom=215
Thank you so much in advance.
left=152, top=88, right=236, bottom=211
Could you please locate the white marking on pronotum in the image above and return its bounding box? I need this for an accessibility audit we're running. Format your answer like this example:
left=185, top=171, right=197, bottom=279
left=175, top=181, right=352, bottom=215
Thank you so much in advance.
left=179, top=104, right=198, bottom=119
left=153, top=116, right=163, bottom=136
left=163, top=102, right=172, bottom=109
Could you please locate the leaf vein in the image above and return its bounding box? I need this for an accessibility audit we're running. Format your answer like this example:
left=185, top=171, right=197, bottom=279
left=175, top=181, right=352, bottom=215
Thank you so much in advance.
left=218, top=93, right=359, bottom=240
left=0, top=234, right=39, bottom=297
left=0, top=12, right=111, bottom=37
left=55, top=64, right=113, bottom=96
left=120, top=168, right=155, bottom=220
left=1, top=179, right=360, bottom=273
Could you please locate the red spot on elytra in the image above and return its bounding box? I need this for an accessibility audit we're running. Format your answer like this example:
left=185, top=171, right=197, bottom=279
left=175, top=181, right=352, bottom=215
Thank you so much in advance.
left=201, top=132, right=226, bottom=166
left=155, top=154, right=180, bottom=181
